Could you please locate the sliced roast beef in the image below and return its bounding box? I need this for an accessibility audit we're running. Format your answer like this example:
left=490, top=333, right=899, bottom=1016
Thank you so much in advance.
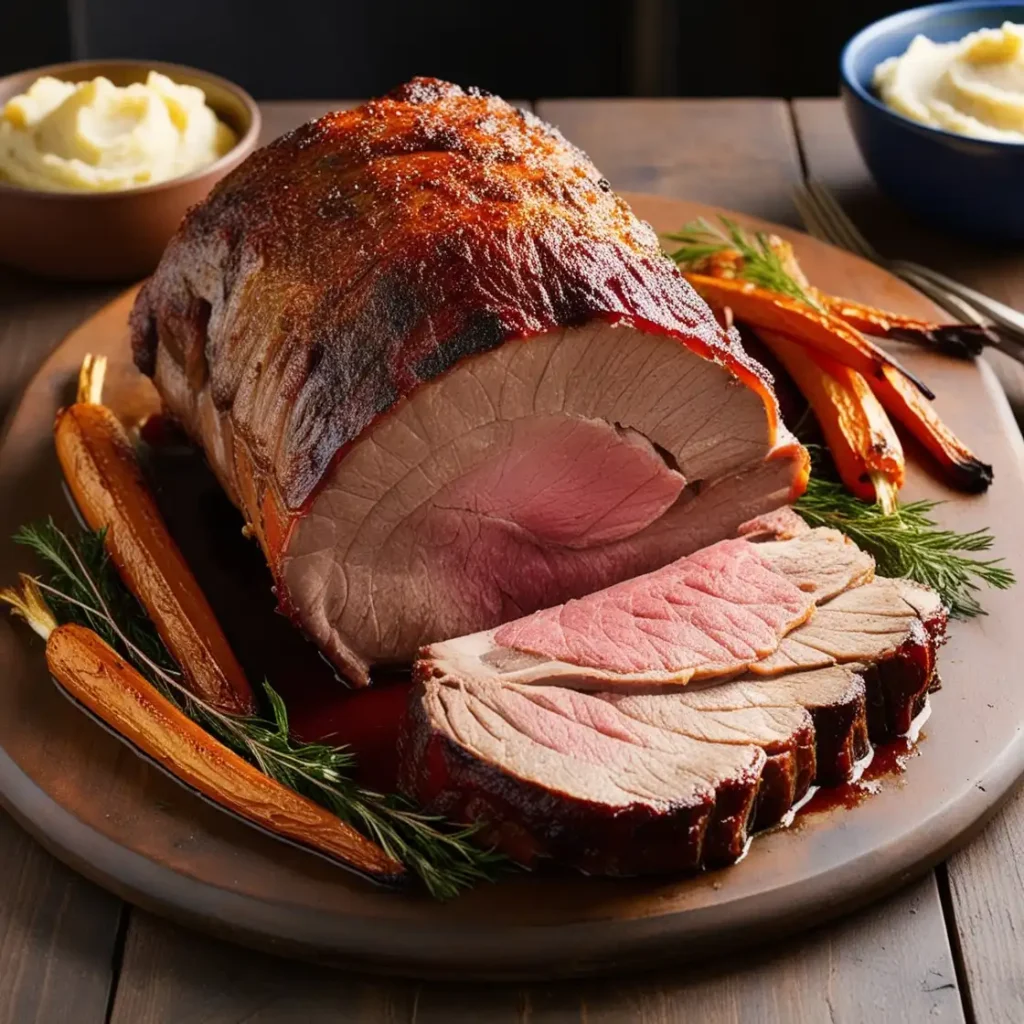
left=400, top=544, right=946, bottom=875
left=399, top=666, right=863, bottom=874
left=749, top=577, right=947, bottom=740
left=751, top=577, right=943, bottom=675
left=130, top=77, right=808, bottom=684
left=419, top=527, right=874, bottom=691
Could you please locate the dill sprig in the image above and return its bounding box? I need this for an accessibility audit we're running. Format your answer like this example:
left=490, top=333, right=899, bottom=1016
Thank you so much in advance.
left=794, top=476, right=1014, bottom=618
left=13, top=519, right=508, bottom=899
left=665, top=216, right=823, bottom=309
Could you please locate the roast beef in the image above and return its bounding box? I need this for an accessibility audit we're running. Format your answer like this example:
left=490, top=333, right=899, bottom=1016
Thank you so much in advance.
left=418, top=527, right=874, bottom=690
left=130, top=78, right=808, bottom=685
left=400, top=545, right=947, bottom=875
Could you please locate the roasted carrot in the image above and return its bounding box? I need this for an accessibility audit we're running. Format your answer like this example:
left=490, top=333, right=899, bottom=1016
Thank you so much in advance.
left=682, top=234, right=989, bottom=361
left=755, top=328, right=905, bottom=510
left=684, top=273, right=934, bottom=399
left=54, top=356, right=255, bottom=715
left=868, top=365, right=993, bottom=493
left=19, top=604, right=402, bottom=882
left=821, top=295, right=992, bottom=359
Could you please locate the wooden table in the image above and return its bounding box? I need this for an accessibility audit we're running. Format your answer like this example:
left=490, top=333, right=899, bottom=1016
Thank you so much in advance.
left=1, top=97, right=1022, bottom=1024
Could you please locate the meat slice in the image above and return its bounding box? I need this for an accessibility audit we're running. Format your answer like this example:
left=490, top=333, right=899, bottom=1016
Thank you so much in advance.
left=130, top=77, right=808, bottom=684
left=421, top=528, right=874, bottom=690
left=736, top=506, right=811, bottom=541
left=752, top=578, right=943, bottom=675
left=397, top=667, right=856, bottom=876
left=748, top=578, right=947, bottom=739
left=401, top=555, right=946, bottom=875
left=399, top=665, right=872, bottom=875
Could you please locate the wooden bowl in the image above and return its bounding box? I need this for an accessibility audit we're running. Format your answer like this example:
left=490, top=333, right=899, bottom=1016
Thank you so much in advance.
left=0, top=60, right=260, bottom=282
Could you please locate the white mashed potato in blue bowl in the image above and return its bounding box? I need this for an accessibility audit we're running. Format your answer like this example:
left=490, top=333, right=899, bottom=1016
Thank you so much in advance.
left=842, top=3, right=1024, bottom=241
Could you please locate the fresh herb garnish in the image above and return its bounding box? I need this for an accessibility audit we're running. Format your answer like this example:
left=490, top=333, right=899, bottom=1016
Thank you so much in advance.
left=794, top=476, right=1014, bottom=618
left=667, top=220, right=1013, bottom=616
left=665, top=216, right=822, bottom=309
left=12, top=519, right=508, bottom=899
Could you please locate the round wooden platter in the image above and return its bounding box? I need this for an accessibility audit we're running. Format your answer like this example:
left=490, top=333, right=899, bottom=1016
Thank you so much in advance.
left=2, top=194, right=1024, bottom=981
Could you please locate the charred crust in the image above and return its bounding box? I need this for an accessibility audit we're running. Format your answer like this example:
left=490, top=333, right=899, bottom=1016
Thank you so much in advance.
left=862, top=620, right=936, bottom=743
left=888, top=324, right=989, bottom=359
left=412, top=310, right=506, bottom=380
left=130, top=77, right=767, bottom=512
left=752, top=747, right=806, bottom=832
left=804, top=684, right=870, bottom=787
left=948, top=455, right=994, bottom=493
left=129, top=281, right=159, bottom=378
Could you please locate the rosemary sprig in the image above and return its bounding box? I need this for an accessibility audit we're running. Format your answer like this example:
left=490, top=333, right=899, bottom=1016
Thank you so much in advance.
left=14, top=521, right=178, bottom=678
left=665, top=215, right=823, bottom=309
left=13, top=519, right=508, bottom=899
left=794, top=476, right=1014, bottom=618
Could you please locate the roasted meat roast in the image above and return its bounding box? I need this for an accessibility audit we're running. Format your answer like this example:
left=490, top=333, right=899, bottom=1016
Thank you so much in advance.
left=132, top=79, right=944, bottom=877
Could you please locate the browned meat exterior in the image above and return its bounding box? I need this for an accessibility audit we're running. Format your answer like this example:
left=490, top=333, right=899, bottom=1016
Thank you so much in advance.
left=400, top=542, right=947, bottom=876
left=400, top=667, right=851, bottom=873
left=130, top=77, right=808, bottom=685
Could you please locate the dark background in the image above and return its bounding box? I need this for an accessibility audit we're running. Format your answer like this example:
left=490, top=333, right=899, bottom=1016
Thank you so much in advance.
left=5, top=0, right=913, bottom=98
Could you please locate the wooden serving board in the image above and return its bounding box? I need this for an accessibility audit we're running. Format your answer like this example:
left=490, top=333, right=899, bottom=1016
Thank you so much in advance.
left=1, top=195, right=1022, bottom=980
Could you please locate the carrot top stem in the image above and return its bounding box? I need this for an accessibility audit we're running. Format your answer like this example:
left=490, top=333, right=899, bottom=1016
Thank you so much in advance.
left=77, top=353, right=107, bottom=405
left=0, top=574, right=57, bottom=640
left=868, top=472, right=899, bottom=516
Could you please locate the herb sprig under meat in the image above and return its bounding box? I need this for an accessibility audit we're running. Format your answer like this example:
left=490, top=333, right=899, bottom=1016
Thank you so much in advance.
left=12, top=519, right=508, bottom=900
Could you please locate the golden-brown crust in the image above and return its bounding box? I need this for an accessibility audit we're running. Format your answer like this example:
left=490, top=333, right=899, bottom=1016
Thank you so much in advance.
left=45, top=624, right=403, bottom=880
left=54, top=402, right=256, bottom=715
left=130, top=78, right=786, bottom=544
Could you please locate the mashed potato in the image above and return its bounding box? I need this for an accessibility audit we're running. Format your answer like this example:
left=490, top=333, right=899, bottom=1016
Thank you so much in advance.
left=873, top=21, right=1024, bottom=142
left=0, top=71, right=237, bottom=192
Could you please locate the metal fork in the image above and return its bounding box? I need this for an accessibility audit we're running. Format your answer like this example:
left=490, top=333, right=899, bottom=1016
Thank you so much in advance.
left=795, top=180, right=1024, bottom=360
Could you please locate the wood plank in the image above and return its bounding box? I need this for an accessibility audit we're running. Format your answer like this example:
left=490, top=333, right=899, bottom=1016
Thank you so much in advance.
left=792, top=97, right=1024, bottom=418
left=108, top=911, right=417, bottom=1024
left=794, top=95, right=1024, bottom=1024
left=0, top=273, right=117, bottom=430
left=536, top=98, right=803, bottom=227
left=0, top=262, right=124, bottom=1024
left=0, top=810, right=122, bottom=1024
left=945, top=825, right=1024, bottom=1024
left=109, top=879, right=963, bottom=1023
left=0, top=181, right=136, bottom=1024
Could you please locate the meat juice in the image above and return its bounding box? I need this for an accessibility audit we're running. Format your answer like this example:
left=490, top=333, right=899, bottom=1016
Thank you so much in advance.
left=798, top=702, right=930, bottom=818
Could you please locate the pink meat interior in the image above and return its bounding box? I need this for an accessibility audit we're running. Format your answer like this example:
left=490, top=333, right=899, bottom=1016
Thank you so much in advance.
left=493, top=538, right=816, bottom=675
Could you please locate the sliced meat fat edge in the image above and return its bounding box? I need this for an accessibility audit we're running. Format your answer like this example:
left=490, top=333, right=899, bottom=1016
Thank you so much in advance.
left=421, top=526, right=876, bottom=691
left=400, top=574, right=946, bottom=875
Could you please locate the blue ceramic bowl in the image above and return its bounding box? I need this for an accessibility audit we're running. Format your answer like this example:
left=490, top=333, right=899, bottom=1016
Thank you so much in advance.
left=841, top=1, right=1024, bottom=241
